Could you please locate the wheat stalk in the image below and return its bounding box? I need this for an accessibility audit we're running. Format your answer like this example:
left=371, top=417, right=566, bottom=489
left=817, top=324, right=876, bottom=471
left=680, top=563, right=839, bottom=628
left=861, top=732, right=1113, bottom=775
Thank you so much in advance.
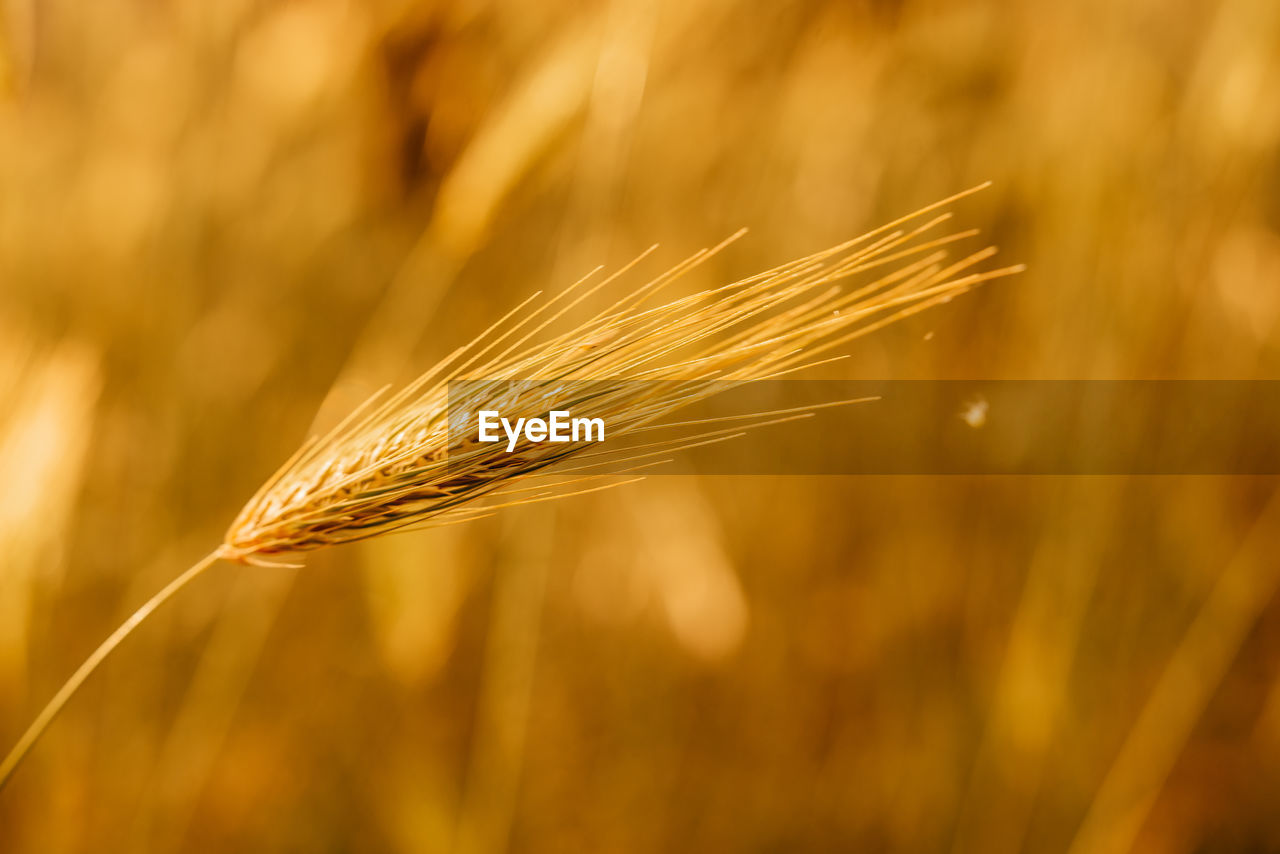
left=0, top=186, right=1021, bottom=790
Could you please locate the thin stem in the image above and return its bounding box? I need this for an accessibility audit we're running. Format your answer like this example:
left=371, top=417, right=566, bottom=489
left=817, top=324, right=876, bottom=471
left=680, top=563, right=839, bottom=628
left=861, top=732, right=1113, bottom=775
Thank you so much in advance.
left=0, top=549, right=225, bottom=791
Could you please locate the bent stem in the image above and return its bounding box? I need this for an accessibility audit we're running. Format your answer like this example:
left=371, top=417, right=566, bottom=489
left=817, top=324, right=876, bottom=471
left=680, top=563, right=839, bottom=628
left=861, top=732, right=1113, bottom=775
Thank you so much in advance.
left=0, top=549, right=225, bottom=791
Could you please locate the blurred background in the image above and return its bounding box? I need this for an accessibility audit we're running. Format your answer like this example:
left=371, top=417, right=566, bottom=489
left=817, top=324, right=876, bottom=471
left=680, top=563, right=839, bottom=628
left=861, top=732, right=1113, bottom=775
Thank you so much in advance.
left=2, top=0, right=1280, bottom=851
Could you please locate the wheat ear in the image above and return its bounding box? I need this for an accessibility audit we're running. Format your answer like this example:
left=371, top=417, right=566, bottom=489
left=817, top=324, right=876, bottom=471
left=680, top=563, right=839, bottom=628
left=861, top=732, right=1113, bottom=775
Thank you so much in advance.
left=0, top=186, right=1021, bottom=791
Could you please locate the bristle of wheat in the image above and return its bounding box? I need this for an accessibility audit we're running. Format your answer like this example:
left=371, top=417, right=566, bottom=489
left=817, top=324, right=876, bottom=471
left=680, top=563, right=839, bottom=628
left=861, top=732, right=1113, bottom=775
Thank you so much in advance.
left=220, top=189, right=1019, bottom=561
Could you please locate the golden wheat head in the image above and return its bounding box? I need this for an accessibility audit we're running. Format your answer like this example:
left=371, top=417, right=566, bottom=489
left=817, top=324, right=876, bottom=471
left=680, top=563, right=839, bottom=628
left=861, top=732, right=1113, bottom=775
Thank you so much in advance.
left=220, top=185, right=1020, bottom=564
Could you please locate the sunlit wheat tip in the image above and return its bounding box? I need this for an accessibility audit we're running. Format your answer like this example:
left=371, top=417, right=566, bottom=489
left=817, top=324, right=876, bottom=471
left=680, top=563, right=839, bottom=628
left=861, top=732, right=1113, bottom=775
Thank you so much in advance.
left=221, top=186, right=1020, bottom=563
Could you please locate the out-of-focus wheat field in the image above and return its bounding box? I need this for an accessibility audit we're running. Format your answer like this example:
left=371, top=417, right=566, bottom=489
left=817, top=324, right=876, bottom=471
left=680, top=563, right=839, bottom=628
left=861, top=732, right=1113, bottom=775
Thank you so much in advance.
left=3, top=0, right=1280, bottom=851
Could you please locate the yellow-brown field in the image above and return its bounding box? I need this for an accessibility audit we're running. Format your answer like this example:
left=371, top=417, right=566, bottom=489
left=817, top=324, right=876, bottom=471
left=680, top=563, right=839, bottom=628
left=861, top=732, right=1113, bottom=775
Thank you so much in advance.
left=2, top=1, right=1279, bottom=851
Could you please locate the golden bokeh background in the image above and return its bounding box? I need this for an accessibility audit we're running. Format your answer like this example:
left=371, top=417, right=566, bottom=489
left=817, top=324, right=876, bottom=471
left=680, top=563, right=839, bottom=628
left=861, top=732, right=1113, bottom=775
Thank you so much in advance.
left=2, top=0, right=1280, bottom=851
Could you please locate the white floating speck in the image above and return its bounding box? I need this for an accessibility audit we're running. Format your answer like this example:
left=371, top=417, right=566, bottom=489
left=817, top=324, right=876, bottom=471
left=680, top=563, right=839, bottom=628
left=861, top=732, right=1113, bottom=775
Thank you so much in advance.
left=959, top=395, right=988, bottom=429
